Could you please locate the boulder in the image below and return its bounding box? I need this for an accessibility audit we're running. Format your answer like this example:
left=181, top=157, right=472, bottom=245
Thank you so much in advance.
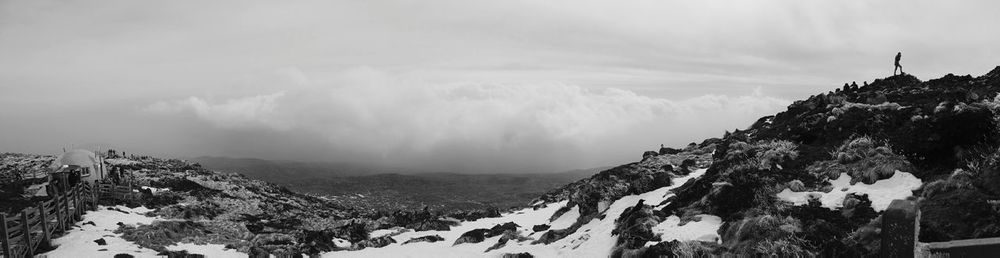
left=453, top=228, right=490, bottom=245
left=355, top=235, right=397, bottom=249
left=642, top=151, right=659, bottom=160
left=403, top=235, right=445, bottom=245
left=93, top=238, right=107, bottom=246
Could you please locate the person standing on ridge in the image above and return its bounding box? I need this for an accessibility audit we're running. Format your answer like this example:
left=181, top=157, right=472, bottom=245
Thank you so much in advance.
left=894, top=52, right=903, bottom=75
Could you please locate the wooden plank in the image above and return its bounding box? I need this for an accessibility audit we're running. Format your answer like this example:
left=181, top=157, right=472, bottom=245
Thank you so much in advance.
left=38, top=202, right=49, bottom=247
left=928, top=237, right=1000, bottom=249
left=20, top=210, right=31, bottom=257
left=62, top=192, right=70, bottom=226
left=1, top=213, right=10, bottom=257
left=74, top=187, right=82, bottom=219
left=54, top=195, right=64, bottom=232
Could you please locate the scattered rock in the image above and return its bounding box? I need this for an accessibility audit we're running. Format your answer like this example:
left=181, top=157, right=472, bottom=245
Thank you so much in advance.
left=502, top=252, right=534, bottom=258
left=354, top=235, right=397, bottom=249
left=93, top=238, right=107, bottom=246
left=642, top=151, right=659, bottom=160
left=454, top=228, right=490, bottom=245
left=403, top=235, right=445, bottom=245
left=532, top=224, right=550, bottom=232
left=113, top=254, right=134, bottom=258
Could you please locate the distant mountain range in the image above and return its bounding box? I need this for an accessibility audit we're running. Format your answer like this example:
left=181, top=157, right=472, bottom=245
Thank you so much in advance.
left=191, top=156, right=604, bottom=211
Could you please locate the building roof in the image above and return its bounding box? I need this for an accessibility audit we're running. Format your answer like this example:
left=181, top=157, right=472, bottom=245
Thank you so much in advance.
left=52, top=149, right=99, bottom=169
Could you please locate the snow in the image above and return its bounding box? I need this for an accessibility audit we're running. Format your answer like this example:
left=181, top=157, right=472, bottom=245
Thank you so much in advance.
left=652, top=215, right=722, bottom=243
left=40, top=205, right=252, bottom=257
left=165, top=243, right=246, bottom=258
left=140, top=186, right=168, bottom=193
left=40, top=206, right=160, bottom=258
left=104, top=158, right=140, bottom=165
left=332, top=238, right=351, bottom=248
left=27, top=182, right=50, bottom=197
left=323, top=169, right=708, bottom=258
left=776, top=171, right=923, bottom=211
left=548, top=205, right=579, bottom=230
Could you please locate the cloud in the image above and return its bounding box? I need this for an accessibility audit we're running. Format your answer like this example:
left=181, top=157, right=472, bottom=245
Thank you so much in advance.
left=147, top=92, right=290, bottom=131
left=147, top=67, right=789, bottom=172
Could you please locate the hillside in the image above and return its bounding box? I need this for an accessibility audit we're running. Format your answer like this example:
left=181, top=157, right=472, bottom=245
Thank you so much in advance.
left=4, top=66, right=1000, bottom=257
left=324, top=66, right=1000, bottom=257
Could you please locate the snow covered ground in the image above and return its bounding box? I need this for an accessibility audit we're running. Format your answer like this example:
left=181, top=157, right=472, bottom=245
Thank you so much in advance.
left=776, top=171, right=923, bottom=211
left=38, top=205, right=248, bottom=258
left=323, top=169, right=712, bottom=258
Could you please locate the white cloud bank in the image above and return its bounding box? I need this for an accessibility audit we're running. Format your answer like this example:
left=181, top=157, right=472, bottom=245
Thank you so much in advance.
left=147, top=67, right=788, bottom=172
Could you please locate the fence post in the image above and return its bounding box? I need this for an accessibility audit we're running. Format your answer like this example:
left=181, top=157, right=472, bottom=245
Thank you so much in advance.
left=20, top=209, right=32, bottom=257
left=38, top=202, right=50, bottom=246
left=1, top=213, right=10, bottom=257
left=55, top=195, right=65, bottom=232
left=92, top=186, right=98, bottom=211
left=62, top=192, right=71, bottom=225
left=882, top=199, right=919, bottom=258
left=73, top=186, right=81, bottom=219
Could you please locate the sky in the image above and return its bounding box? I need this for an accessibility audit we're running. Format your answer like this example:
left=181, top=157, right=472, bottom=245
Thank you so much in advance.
left=2, top=0, right=999, bottom=173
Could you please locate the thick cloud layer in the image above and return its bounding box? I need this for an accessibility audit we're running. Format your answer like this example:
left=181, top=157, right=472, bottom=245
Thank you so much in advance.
left=2, top=0, right=999, bottom=172
left=146, top=67, right=787, bottom=172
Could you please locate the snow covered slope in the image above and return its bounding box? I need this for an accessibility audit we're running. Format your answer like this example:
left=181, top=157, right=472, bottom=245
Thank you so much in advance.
left=324, top=169, right=714, bottom=258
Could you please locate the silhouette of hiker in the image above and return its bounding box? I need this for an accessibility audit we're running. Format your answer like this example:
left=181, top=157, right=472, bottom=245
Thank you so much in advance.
left=894, top=52, right=903, bottom=75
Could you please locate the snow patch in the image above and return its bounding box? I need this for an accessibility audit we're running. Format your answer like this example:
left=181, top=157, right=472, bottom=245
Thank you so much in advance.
left=41, top=205, right=250, bottom=257
left=166, top=243, right=245, bottom=257
left=323, top=169, right=709, bottom=258
left=652, top=215, right=722, bottom=243
left=549, top=205, right=579, bottom=230
left=776, top=171, right=922, bottom=211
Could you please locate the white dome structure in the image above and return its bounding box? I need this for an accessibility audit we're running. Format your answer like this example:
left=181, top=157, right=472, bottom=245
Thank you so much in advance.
left=51, top=149, right=103, bottom=182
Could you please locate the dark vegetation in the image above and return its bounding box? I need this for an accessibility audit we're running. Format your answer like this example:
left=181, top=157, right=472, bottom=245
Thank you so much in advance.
left=604, top=67, right=1000, bottom=256
left=5, top=67, right=1000, bottom=256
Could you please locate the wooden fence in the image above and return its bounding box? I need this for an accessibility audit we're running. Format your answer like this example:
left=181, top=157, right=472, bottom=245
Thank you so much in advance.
left=0, top=182, right=138, bottom=258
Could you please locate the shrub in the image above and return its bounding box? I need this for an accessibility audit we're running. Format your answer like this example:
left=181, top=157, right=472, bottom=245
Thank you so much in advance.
left=720, top=214, right=811, bottom=256
left=756, top=140, right=799, bottom=169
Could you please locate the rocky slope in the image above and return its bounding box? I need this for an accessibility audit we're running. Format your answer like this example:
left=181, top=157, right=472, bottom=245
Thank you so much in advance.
left=327, top=66, right=1000, bottom=257
left=6, top=66, right=1000, bottom=257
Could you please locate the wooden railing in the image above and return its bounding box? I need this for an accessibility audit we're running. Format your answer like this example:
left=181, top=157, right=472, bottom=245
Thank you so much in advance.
left=0, top=184, right=99, bottom=258
left=0, top=181, right=139, bottom=258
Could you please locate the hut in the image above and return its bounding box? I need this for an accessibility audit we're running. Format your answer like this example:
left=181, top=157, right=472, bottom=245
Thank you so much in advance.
left=49, top=149, right=105, bottom=191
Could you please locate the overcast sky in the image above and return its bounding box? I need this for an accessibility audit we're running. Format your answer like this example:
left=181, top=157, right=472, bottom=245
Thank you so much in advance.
left=2, top=0, right=999, bottom=173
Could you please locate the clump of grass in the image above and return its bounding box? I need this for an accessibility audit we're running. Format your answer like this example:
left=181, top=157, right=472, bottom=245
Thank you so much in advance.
left=756, top=140, right=799, bottom=169
left=719, top=214, right=813, bottom=256
left=807, top=136, right=912, bottom=184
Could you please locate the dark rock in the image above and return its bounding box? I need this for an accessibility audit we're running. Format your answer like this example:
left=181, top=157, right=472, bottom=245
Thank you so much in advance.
left=83, top=221, right=96, bottom=226
left=454, top=222, right=519, bottom=245
left=113, top=254, right=135, bottom=258
left=532, top=224, right=550, bottom=232
left=502, top=252, right=534, bottom=258
left=453, top=228, right=489, bottom=245
left=681, top=159, right=697, bottom=168
left=402, top=235, right=445, bottom=244
left=659, top=147, right=682, bottom=155
left=94, top=238, right=107, bottom=245
left=642, top=151, right=659, bottom=160
left=487, top=222, right=519, bottom=237
left=354, top=235, right=397, bottom=249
